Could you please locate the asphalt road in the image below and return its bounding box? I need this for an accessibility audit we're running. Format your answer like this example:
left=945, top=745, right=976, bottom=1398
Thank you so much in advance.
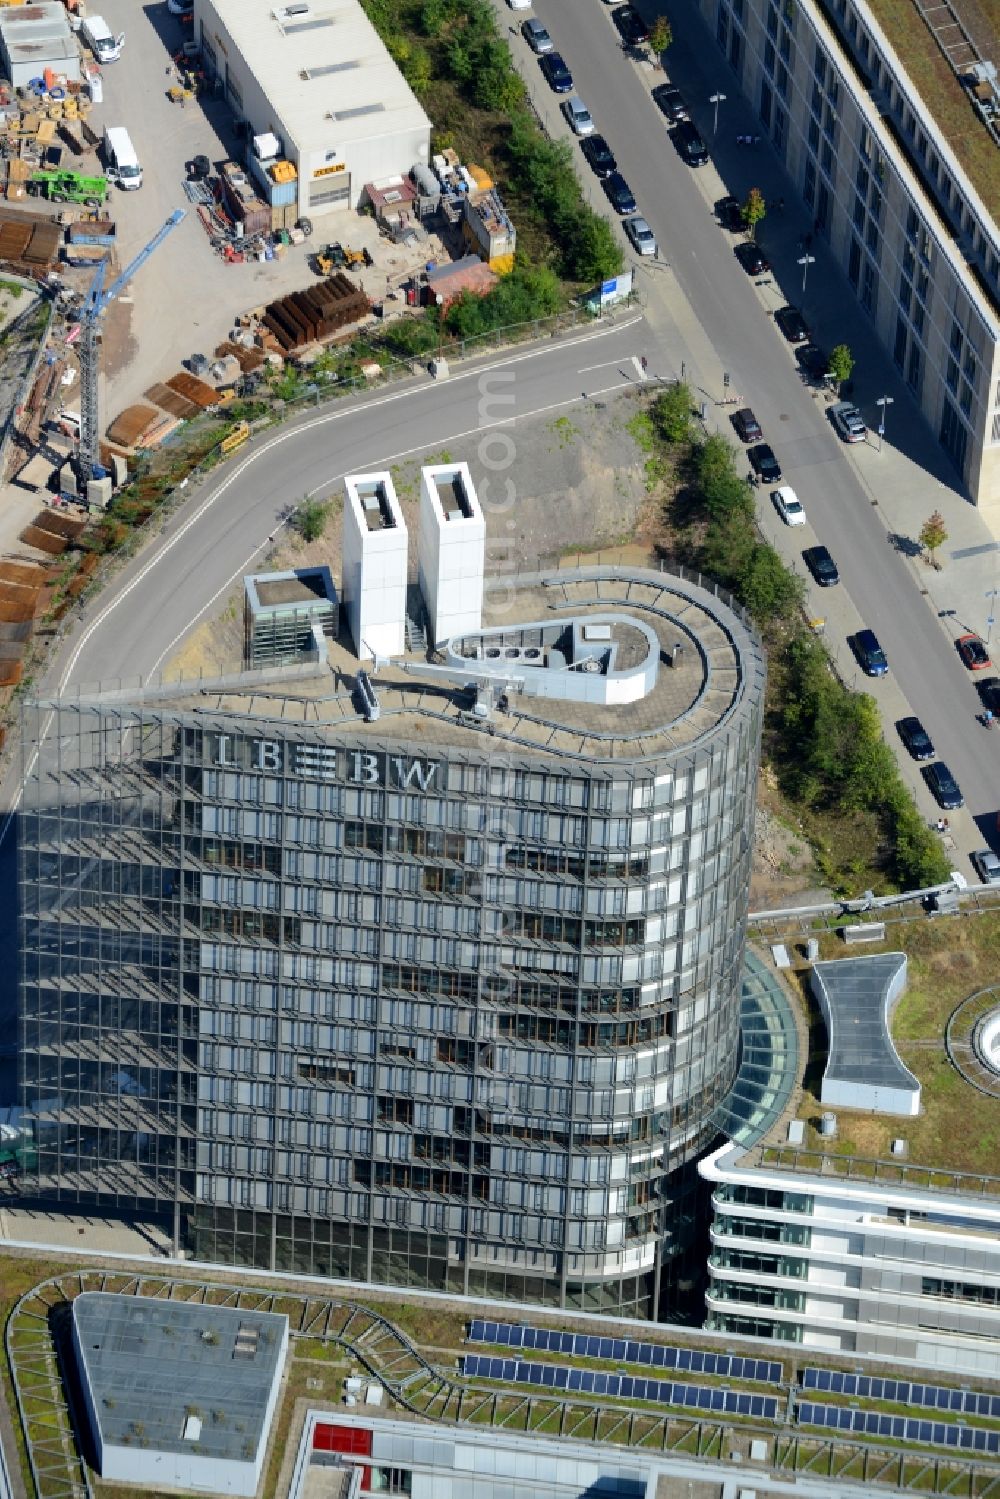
left=517, top=0, right=998, bottom=843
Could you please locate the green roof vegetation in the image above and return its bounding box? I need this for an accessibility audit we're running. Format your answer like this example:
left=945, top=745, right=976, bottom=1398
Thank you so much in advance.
left=770, top=907, right=1000, bottom=1180
left=864, top=0, right=1000, bottom=222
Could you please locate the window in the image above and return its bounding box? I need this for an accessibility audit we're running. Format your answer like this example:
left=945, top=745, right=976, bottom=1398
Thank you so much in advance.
left=760, top=78, right=772, bottom=128
left=907, top=341, right=922, bottom=395
left=848, top=236, right=861, bottom=288
left=940, top=398, right=969, bottom=474
left=893, top=316, right=907, bottom=370
left=803, top=158, right=816, bottom=208
left=773, top=103, right=787, bottom=155
left=861, top=258, right=878, bottom=315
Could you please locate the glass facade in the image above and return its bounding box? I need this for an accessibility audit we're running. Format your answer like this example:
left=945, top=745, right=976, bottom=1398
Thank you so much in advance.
left=19, top=567, right=764, bottom=1320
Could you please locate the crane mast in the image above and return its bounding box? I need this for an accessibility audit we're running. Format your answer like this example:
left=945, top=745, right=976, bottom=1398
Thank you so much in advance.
left=77, top=208, right=186, bottom=480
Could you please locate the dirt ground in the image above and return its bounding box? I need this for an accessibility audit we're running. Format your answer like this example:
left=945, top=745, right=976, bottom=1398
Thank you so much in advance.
left=163, top=389, right=829, bottom=909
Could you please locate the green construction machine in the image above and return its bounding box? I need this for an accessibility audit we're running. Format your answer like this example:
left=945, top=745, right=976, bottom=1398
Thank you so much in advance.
left=30, top=169, right=107, bottom=205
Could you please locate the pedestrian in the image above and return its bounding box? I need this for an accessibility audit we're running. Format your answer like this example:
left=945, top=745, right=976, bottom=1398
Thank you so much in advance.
left=640, top=355, right=648, bottom=372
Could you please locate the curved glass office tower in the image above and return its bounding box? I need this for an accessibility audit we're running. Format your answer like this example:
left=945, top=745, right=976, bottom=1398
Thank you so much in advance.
left=20, top=563, right=764, bottom=1319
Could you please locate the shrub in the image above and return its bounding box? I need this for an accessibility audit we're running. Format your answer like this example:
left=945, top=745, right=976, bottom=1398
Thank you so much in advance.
left=293, top=498, right=330, bottom=542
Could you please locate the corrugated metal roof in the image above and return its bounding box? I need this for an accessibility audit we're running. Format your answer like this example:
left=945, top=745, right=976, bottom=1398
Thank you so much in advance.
left=196, top=0, right=430, bottom=154
left=0, top=0, right=76, bottom=63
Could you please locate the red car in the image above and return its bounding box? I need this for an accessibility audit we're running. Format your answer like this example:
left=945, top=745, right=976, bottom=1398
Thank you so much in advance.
left=957, top=633, right=992, bottom=671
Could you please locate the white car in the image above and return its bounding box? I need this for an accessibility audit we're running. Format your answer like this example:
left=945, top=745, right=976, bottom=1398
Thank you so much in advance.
left=561, top=96, right=595, bottom=136
left=507, top=0, right=532, bottom=9
left=166, top=0, right=194, bottom=13
left=971, top=849, right=1000, bottom=885
left=625, top=216, right=657, bottom=257
left=772, top=485, right=806, bottom=526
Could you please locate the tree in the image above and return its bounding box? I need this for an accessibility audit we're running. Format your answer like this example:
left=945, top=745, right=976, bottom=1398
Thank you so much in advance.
left=919, top=510, right=948, bottom=569
left=648, top=15, right=673, bottom=56
left=652, top=382, right=693, bottom=444
left=293, top=497, right=330, bottom=542
left=559, top=207, right=623, bottom=283
left=741, top=187, right=766, bottom=240
left=827, top=343, right=854, bottom=394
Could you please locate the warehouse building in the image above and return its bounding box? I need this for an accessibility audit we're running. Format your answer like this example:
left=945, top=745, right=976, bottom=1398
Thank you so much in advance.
left=0, top=2, right=80, bottom=89
left=192, top=0, right=431, bottom=222
left=697, top=0, right=1000, bottom=520
left=18, top=465, right=764, bottom=1321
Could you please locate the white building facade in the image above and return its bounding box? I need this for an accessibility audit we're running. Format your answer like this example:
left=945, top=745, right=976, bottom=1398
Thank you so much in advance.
left=342, top=473, right=409, bottom=661
left=695, top=0, right=1000, bottom=520
left=701, top=1141, right=1000, bottom=1378
left=192, top=0, right=431, bottom=220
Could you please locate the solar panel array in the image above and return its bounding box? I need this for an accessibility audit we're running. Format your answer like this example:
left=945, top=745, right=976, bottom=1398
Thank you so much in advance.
left=798, top=1401, right=1000, bottom=1455
left=462, top=1354, right=781, bottom=1420
left=803, top=1368, right=1000, bottom=1419
left=467, top=1319, right=781, bottom=1385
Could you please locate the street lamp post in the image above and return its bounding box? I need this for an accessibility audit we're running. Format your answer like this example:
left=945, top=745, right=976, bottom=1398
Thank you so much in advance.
left=985, top=587, right=999, bottom=646
left=709, top=91, right=726, bottom=135
left=876, top=395, right=894, bottom=453
left=797, top=252, right=815, bottom=298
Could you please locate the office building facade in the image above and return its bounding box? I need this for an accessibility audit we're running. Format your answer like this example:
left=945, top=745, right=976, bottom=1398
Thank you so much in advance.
left=701, top=1140, right=1000, bottom=1377
left=698, top=0, right=1000, bottom=517
left=19, top=563, right=764, bottom=1319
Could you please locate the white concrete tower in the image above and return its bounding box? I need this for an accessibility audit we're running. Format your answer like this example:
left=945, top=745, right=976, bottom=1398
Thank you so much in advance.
left=342, top=472, right=408, bottom=661
left=417, top=461, right=485, bottom=646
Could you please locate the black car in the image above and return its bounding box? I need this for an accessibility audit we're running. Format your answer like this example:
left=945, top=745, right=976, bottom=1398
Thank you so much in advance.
left=539, top=52, right=573, bottom=92
left=580, top=134, right=617, bottom=178
left=851, top=628, right=888, bottom=677
left=748, top=443, right=781, bottom=483
left=803, top=545, right=839, bottom=587
left=652, top=84, right=689, bottom=122
left=897, top=715, right=935, bottom=761
left=796, top=342, right=829, bottom=381
left=734, top=241, right=769, bottom=275
left=924, top=761, right=963, bottom=810
left=716, top=195, right=742, bottom=231
left=732, top=407, right=763, bottom=443
left=603, top=171, right=637, bottom=215
left=978, top=676, right=1000, bottom=715
left=673, top=120, right=709, bottom=166
left=775, top=305, right=810, bottom=342
left=612, top=5, right=649, bottom=46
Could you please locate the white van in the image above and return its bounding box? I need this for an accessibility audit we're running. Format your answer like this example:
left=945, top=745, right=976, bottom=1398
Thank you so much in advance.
left=82, top=15, right=124, bottom=63
left=105, top=127, right=142, bottom=190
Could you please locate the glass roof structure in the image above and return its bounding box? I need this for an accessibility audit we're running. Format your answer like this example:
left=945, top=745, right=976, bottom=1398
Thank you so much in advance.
left=713, top=951, right=800, bottom=1147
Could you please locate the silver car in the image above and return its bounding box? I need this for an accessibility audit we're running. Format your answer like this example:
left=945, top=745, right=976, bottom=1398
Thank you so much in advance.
left=522, top=18, right=554, bottom=52
left=625, top=215, right=656, bottom=256
left=971, top=849, right=1000, bottom=885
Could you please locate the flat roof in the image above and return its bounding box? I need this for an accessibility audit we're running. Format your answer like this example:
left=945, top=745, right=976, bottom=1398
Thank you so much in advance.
left=0, top=1, right=76, bottom=64
left=73, top=1292, right=287, bottom=1463
left=61, top=567, right=764, bottom=768
left=834, top=0, right=1000, bottom=241
left=245, top=566, right=336, bottom=615
left=811, top=953, right=920, bottom=1112
left=199, top=0, right=431, bottom=155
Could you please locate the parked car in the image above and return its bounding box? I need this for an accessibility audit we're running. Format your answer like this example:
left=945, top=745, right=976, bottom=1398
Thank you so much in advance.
left=540, top=51, right=573, bottom=91
left=603, top=171, right=637, bottom=215
left=612, top=5, right=649, bottom=45
left=624, top=215, right=657, bottom=256
left=897, top=715, right=935, bottom=761
left=796, top=343, right=828, bottom=380
left=716, top=195, right=742, bottom=231
left=507, top=0, right=532, bottom=9
left=652, top=84, right=689, bottom=122
left=971, top=849, right=1000, bottom=886
left=957, top=633, right=992, bottom=671
left=673, top=120, right=709, bottom=166
left=580, top=134, right=616, bottom=177
left=734, top=241, right=769, bottom=275
left=802, top=544, right=839, bottom=586
left=732, top=407, right=763, bottom=443
left=748, top=443, right=781, bottom=483
left=978, top=676, right=1000, bottom=714
left=167, top=0, right=194, bottom=12
left=522, top=18, right=554, bottom=52
left=830, top=400, right=867, bottom=443
left=772, top=485, right=805, bottom=525
left=923, top=761, right=963, bottom=810
left=561, top=96, right=595, bottom=135
left=852, top=628, right=888, bottom=677
left=775, top=305, right=810, bottom=342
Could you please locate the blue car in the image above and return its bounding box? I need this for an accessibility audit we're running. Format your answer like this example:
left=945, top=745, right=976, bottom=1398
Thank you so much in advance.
left=540, top=52, right=573, bottom=93
left=852, top=628, right=888, bottom=677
